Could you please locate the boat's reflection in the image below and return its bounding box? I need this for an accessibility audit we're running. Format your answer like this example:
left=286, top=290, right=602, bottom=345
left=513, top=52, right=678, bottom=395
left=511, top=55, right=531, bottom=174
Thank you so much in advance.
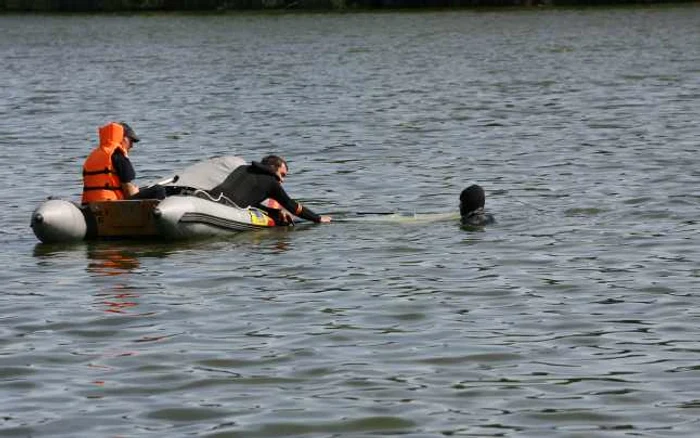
left=84, top=244, right=145, bottom=315
left=77, top=230, right=298, bottom=313
left=87, top=245, right=140, bottom=277
left=32, top=225, right=302, bottom=271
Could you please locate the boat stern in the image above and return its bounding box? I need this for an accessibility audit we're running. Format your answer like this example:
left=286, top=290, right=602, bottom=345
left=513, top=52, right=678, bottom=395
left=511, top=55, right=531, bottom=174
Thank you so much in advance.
left=31, top=199, right=87, bottom=243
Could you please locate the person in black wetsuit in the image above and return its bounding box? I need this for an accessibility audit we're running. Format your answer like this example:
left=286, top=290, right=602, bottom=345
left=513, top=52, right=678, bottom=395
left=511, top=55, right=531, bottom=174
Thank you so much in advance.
left=208, top=155, right=331, bottom=225
left=460, top=184, right=495, bottom=227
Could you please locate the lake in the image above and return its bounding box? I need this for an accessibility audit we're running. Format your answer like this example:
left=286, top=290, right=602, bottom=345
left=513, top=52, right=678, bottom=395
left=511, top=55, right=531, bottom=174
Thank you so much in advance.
left=2, top=6, right=700, bottom=437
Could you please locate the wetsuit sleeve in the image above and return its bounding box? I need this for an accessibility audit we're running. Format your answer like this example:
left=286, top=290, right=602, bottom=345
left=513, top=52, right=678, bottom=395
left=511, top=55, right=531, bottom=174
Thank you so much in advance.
left=269, top=184, right=321, bottom=223
left=112, top=150, right=136, bottom=183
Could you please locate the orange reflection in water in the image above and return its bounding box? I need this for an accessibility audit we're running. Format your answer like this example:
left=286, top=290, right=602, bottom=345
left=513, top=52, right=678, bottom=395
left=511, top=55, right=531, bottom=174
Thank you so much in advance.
left=98, top=286, right=139, bottom=314
left=87, top=246, right=144, bottom=315
left=87, top=247, right=140, bottom=277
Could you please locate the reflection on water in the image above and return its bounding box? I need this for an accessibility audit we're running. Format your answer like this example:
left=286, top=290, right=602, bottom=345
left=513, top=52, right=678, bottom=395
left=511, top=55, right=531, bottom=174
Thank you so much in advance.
left=97, top=286, right=140, bottom=314
left=87, top=246, right=141, bottom=277
left=87, top=246, right=142, bottom=314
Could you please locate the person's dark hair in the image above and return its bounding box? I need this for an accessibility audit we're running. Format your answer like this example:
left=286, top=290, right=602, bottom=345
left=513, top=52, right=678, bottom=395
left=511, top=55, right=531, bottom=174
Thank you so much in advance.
left=460, top=185, right=486, bottom=216
left=261, top=155, right=287, bottom=171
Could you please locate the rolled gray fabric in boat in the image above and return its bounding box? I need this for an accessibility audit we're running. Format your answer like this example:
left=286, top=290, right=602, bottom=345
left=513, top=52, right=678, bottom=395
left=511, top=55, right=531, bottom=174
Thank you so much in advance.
left=163, top=156, right=246, bottom=191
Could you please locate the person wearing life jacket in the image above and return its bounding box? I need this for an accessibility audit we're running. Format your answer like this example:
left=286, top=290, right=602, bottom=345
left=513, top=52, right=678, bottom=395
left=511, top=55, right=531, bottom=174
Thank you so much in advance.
left=82, top=122, right=164, bottom=204
left=208, top=155, right=331, bottom=225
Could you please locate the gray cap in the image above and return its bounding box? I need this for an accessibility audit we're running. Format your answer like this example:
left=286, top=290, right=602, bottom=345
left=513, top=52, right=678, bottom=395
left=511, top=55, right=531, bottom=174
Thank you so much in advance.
left=120, top=122, right=140, bottom=143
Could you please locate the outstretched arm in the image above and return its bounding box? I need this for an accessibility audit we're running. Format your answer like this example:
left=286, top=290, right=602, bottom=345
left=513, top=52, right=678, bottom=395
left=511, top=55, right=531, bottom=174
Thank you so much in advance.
left=269, top=184, right=331, bottom=223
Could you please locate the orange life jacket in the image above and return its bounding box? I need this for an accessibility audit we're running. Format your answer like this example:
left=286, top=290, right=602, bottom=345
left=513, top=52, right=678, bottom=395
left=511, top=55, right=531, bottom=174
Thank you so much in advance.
left=82, top=123, right=129, bottom=204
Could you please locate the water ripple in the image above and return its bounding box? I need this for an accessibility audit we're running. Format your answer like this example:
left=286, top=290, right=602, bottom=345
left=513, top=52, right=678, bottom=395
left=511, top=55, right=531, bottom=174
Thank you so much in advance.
left=2, top=6, right=700, bottom=438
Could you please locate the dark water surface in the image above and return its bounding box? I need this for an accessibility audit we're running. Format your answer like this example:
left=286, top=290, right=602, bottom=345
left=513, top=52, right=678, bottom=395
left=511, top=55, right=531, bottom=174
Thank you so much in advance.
left=2, top=7, right=700, bottom=437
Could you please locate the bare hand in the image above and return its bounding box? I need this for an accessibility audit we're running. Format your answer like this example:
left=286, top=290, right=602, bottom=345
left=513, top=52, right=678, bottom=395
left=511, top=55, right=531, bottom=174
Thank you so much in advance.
left=319, top=215, right=332, bottom=223
left=281, top=211, right=294, bottom=225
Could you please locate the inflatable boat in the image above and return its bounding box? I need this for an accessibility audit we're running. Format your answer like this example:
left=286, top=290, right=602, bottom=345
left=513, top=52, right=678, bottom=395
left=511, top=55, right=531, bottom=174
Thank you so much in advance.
left=30, top=156, right=280, bottom=244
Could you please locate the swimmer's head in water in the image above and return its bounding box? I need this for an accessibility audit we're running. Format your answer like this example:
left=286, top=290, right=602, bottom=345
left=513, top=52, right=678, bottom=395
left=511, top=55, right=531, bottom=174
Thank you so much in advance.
left=460, top=185, right=485, bottom=217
